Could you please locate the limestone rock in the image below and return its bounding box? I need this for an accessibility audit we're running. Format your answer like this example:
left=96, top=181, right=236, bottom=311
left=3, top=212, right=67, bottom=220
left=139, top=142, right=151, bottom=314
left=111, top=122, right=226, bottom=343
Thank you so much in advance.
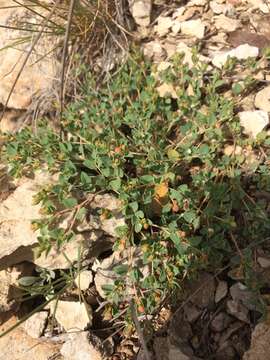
left=129, top=0, right=152, bottom=27
left=51, top=300, right=92, bottom=332
left=0, top=316, right=62, bottom=360
left=238, top=110, right=269, bottom=138
left=143, top=40, right=166, bottom=62
left=214, top=14, right=241, bottom=32
left=23, top=311, right=48, bottom=338
left=0, top=172, right=56, bottom=269
left=226, top=299, right=249, bottom=323
left=212, top=44, right=259, bottom=69
left=0, top=0, right=59, bottom=109
left=210, top=312, right=231, bottom=332
left=156, top=83, right=177, bottom=99
left=230, top=282, right=257, bottom=311
left=258, top=256, right=270, bottom=268
left=75, top=270, right=93, bottom=291
left=255, top=86, right=270, bottom=112
left=180, top=19, right=206, bottom=39
left=155, top=16, right=174, bottom=37
left=60, top=332, right=102, bottom=360
left=243, top=322, right=270, bottom=360
left=0, top=109, right=25, bottom=133
left=215, top=281, right=228, bottom=303
left=0, top=262, right=34, bottom=318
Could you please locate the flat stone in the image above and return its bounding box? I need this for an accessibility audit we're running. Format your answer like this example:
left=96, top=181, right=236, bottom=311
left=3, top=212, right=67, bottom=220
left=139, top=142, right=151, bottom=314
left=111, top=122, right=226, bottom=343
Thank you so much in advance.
left=156, top=83, right=178, bottom=99
left=180, top=19, right=206, bottom=39
left=210, top=312, right=232, bottom=332
left=255, top=86, right=270, bottom=112
left=215, top=281, right=228, bottom=303
left=258, top=256, right=270, bottom=268
left=243, top=322, right=270, bottom=360
left=212, top=44, right=259, bottom=69
left=230, top=282, right=257, bottom=310
left=51, top=300, right=92, bottom=332
left=0, top=1, right=59, bottom=109
left=0, top=172, right=56, bottom=269
left=155, top=16, right=174, bottom=36
left=183, top=303, right=202, bottom=323
left=0, top=316, right=61, bottom=360
left=226, top=299, right=250, bottom=323
left=23, top=311, right=48, bottom=338
left=60, top=332, right=102, bottom=360
left=239, top=110, right=269, bottom=138
left=214, top=14, right=241, bottom=32
left=75, top=270, right=93, bottom=291
left=129, top=0, right=152, bottom=27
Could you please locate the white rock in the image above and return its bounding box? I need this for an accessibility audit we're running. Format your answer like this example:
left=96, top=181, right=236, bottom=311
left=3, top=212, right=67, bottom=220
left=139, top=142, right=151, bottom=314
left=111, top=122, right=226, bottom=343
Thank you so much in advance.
left=23, top=312, right=48, bottom=338
left=239, top=110, right=269, bottom=138
left=0, top=172, right=56, bottom=268
left=176, top=42, right=210, bottom=67
left=243, top=322, right=270, bottom=359
left=143, top=40, right=166, bottom=62
left=0, top=262, right=34, bottom=317
left=172, top=7, right=185, bottom=19
left=171, top=20, right=181, bottom=34
left=156, top=83, right=178, bottom=99
left=155, top=16, right=174, bottom=36
left=51, top=300, right=92, bottom=332
left=255, top=86, right=270, bottom=112
left=0, top=316, right=61, bottom=360
left=180, top=19, right=206, bottom=39
left=0, top=181, right=123, bottom=270
left=60, top=332, right=102, bottom=360
left=75, top=270, right=93, bottom=291
left=210, top=1, right=225, bottom=14
left=214, top=14, right=241, bottom=32
left=248, top=0, right=270, bottom=14
left=212, top=44, right=259, bottom=68
left=188, top=0, right=207, bottom=5
left=210, top=1, right=235, bottom=15
left=129, top=0, right=152, bottom=27
left=0, top=1, right=59, bottom=109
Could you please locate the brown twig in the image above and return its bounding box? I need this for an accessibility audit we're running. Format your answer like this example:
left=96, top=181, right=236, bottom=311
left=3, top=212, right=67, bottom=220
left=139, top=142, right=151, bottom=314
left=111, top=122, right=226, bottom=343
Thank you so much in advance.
left=130, top=299, right=152, bottom=360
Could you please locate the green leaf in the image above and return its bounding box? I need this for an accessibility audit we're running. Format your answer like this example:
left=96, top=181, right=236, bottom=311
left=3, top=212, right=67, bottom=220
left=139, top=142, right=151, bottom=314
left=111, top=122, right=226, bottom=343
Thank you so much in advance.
left=134, top=222, right=142, bottom=233
left=170, top=232, right=184, bottom=255
left=62, top=197, right=78, bottom=208
left=114, top=264, right=129, bottom=275
left=129, top=201, right=139, bottom=212
left=232, top=83, right=243, bottom=95
left=167, top=148, right=180, bottom=160
left=140, top=175, right=154, bottom=183
left=183, top=210, right=197, bottom=223
left=18, top=276, right=39, bottom=287
left=110, top=178, right=121, bottom=191
left=102, top=284, right=114, bottom=293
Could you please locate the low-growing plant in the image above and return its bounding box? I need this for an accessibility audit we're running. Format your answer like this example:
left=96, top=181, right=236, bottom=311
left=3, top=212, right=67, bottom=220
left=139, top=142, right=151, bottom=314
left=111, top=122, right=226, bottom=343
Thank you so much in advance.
left=3, top=50, right=270, bottom=322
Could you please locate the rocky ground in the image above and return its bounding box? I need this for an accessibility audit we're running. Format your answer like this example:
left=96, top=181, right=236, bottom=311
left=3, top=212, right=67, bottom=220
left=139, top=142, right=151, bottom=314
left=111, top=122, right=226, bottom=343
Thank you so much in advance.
left=1, top=0, right=270, bottom=359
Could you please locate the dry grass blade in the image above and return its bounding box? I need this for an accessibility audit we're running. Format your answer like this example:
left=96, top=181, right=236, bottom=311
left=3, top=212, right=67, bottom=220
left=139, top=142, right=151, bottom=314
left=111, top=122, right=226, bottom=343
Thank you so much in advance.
left=59, top=0, right=76, bottom=131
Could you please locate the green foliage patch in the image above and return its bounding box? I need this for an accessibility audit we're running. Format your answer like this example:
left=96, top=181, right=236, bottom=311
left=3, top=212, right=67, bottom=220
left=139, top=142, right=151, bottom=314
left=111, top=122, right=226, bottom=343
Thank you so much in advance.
left=3, top=51, right=270, bottom=317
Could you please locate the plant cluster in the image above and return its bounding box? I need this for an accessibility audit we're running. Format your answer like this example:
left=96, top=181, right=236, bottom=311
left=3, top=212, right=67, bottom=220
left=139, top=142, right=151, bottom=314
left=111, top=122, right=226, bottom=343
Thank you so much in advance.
left=3, top=51, right=270, bottom=319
